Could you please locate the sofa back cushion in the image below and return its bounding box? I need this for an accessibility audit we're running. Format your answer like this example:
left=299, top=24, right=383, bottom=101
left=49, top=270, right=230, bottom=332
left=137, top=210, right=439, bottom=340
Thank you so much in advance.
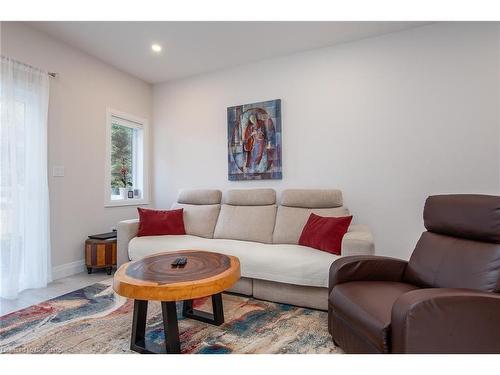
left=213, top=189, right=277, bottom=243
left=404, top=194, right=500, bottom=292
left=171, top=203, right=220, bottom=238
left=177, top=189, right=222, bottom=205
left=225, top=188, right=276, bottom=206
left=273, top=189, right=350, bottom=244
left=171, top=189, right=222, bottom=239
left=281, top=189, right=343, bottom=208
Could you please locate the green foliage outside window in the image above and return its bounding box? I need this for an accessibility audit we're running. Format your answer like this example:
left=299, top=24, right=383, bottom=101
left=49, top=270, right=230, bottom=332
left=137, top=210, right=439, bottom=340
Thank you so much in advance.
left=111, top=123, right=133, bottom=192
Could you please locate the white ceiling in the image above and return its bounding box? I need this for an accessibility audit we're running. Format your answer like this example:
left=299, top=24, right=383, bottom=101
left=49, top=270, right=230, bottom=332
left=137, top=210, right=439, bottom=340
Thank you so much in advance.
left=28, top=21, right=429, bottom=84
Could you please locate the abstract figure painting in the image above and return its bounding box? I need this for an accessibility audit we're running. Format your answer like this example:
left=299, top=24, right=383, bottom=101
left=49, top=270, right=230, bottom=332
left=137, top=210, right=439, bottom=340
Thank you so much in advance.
left=227, top=99, right=282, bottom=180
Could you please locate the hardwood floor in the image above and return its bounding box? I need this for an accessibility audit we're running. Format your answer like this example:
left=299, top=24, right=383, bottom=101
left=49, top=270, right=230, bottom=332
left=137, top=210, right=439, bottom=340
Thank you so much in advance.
left=0, top=271, right=112, bottom=316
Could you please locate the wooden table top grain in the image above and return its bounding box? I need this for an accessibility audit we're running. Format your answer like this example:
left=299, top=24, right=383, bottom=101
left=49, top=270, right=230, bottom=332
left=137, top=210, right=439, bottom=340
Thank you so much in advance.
left=113, top=250, right=241, bottom=301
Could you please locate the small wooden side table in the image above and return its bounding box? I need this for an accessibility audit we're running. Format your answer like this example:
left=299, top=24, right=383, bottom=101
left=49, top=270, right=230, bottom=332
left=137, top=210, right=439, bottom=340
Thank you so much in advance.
left=85, top=238, right=117, bottom=275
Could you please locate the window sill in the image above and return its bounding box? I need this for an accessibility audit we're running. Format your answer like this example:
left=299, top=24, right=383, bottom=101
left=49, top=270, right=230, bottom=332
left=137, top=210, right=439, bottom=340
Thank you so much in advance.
left=105, top=199, right=149, bottom=208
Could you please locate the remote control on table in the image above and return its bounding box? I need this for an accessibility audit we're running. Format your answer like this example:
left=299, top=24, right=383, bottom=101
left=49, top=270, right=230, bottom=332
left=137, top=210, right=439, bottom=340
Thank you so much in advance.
left=171, top=257, right=187, bottom=267
left=177, top=257, right=187, bottom=267
left=171, top=258, right=180, bottom=267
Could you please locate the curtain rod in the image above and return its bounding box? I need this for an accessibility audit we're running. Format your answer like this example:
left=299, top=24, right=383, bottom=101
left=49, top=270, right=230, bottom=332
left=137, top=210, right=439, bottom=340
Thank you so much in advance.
left=1, top=55, right=58, bottom=78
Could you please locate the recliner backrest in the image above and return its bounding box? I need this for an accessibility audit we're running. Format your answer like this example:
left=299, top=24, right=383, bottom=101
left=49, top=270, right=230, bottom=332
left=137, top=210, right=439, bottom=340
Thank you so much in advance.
left=404, top=194, right=500, bottom=292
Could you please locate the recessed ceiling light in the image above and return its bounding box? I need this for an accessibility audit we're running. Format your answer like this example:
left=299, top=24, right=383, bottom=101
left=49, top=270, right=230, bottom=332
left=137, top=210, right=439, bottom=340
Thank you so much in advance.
left=151, top=44, right=162, bottom=53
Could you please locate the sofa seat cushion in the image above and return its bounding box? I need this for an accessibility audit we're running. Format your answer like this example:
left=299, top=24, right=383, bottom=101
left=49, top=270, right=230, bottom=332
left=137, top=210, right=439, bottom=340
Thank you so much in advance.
left=329, top=281, right=419, bottom=353
left=128, top=234, right=339, bottom=288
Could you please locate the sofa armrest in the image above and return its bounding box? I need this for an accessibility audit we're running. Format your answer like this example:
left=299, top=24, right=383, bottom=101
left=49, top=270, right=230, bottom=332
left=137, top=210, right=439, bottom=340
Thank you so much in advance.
left=329, top=255, right=408, bottom=294
left=392, top=288, right=500, bottom=353
left=117, top=219, right=139, bottom=266
left=341, top=224, right=375, bottom=256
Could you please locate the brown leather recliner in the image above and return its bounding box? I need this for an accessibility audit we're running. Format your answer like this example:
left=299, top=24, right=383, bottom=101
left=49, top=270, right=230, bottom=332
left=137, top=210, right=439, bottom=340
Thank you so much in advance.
left=328, top=194, right=500, bottom=353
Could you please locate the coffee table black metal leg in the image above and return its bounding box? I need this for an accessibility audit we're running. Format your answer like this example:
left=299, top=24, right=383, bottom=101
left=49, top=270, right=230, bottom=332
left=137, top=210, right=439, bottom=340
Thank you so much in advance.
left=182, top=293, right=224, bottom=326
left=211, top=293, right=224, bottom=325
left=182, top=299, right=193, bottom=319
left=131, top=300, right=150, bottom=353
left=131, top=295, right=223, bottom=354
left=130, top=300, right=180, bottom=354
left=161, top=301, right=180, bottom=354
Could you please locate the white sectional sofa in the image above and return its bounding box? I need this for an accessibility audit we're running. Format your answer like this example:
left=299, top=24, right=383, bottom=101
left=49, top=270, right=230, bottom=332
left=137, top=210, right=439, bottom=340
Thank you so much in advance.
left=117, top=188, right=374, bottom=310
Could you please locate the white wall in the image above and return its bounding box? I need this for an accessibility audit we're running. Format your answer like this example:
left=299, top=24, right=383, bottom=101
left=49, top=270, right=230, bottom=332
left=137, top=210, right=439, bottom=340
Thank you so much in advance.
left=1, top=22, right=153, bottom=277
left=1, top=22, right=498, bottom=270
left=153, top=22, right=500, bottom=260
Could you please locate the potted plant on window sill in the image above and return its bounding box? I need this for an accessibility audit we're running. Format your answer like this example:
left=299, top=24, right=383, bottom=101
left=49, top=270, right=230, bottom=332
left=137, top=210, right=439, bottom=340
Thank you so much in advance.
left=119, top=185, right=133, bottom=199
left=115, top=163, right=133, bottom=199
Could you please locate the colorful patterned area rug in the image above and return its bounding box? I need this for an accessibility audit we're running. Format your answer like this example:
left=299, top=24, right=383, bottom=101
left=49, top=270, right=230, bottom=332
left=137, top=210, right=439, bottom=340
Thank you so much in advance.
left=0, top=280, right=339, bottom=354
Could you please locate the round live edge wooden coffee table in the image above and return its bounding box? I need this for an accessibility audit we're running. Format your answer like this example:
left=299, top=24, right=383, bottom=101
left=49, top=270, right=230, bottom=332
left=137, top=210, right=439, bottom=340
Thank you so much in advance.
left=113, top=250, right=240, bottom=354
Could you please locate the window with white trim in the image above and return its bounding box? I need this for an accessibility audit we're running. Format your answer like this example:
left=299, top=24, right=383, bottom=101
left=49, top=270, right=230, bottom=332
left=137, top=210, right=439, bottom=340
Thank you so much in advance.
left=105, top=109, right=148, bottom=206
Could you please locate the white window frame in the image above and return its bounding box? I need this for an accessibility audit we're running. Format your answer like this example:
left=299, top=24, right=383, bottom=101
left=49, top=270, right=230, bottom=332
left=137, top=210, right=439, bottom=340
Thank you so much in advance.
left=104, top=108, right=150, bottom=207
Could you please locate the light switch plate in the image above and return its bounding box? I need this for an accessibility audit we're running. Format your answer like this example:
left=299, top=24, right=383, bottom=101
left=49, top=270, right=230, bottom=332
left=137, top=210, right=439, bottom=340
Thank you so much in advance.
left=53, top=166, right=65, bottom=177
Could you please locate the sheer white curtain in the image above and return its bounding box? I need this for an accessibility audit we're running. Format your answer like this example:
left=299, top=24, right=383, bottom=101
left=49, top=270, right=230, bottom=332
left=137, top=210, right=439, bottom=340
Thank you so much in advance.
left=0, top=56, right=51, bottom=299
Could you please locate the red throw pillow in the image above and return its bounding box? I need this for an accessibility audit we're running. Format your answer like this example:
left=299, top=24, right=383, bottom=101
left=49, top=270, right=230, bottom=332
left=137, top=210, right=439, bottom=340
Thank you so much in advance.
left=137, top=208, right=186, bottom=237
left=298, top=213, right=353, bottom=255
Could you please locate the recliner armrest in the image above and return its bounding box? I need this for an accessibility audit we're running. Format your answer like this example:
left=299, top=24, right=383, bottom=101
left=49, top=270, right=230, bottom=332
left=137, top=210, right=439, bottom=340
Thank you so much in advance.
left=391, top=288, right=500, bottom=353
left=117, top=219, right=139, bottom=266
left=329, top=255, right=407, bottom=293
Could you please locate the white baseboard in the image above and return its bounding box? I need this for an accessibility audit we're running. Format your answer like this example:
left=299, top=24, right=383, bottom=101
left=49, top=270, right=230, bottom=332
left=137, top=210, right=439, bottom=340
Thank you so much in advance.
left=52, top=259, right=85, bottom=280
